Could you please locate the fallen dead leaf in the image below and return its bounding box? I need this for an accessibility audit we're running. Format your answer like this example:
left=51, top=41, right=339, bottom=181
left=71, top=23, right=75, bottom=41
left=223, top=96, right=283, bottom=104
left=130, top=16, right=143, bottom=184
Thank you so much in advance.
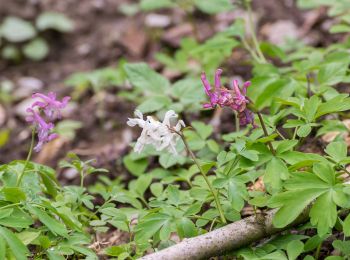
left=119, top=22, right=147, bottom=57
left=249, top=176, right=265, bottom=192
left=36, top=137, right=66, bottom=164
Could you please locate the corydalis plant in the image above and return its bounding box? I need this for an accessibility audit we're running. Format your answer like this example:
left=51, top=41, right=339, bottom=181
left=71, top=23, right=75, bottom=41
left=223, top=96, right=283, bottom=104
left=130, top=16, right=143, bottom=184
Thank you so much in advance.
left=26, top=92, right=70, bottom=152
left=201, top=69, right=255, bottom=127
left=127, top=110, right=185, bottom=154
left=127, top=109, right=227, bottom=223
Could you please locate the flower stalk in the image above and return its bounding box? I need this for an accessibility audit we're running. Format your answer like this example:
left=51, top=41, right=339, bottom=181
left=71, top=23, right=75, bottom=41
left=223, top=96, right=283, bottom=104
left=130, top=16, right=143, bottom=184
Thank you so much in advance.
left=176, top=130, right=227, bottom=224
left=16, top=128, right=35, bottom=187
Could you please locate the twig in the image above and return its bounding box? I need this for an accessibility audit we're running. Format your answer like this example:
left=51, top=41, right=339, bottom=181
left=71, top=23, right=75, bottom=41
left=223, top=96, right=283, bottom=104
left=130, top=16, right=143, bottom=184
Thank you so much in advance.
left=139, top=208, right=310, bottom=260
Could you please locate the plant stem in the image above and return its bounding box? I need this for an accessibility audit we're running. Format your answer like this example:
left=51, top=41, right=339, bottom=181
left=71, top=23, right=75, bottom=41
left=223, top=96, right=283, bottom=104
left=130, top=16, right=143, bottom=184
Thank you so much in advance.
left=80, top=170, right=85, bottom=188
left=0, top=203, right=21, bottom=210
left=241, top=37, right=262, bottom=63
left=245, top=0, right=266, bottom=63
left=16, top=129, right=35, bottom=187
left=275, top=129, right=286, bottom=140
left=315, top=242, right=322, bottom=259
left=257, top=112, right=276, bottom=156
left=179, top=133, right=227, bottom=224
left=234, top=111, right=240, bottom=132
left=140, top=196, right=151, bottom=209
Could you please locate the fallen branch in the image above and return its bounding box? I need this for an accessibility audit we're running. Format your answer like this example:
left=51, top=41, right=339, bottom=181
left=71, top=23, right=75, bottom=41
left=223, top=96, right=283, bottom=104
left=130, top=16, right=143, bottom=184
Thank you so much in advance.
left=140, top=208, right=310, bottom=260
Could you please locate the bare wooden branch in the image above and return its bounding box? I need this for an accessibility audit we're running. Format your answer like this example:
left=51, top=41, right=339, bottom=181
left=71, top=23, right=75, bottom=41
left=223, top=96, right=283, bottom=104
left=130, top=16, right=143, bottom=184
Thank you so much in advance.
left=140, top=209, right=310, bottom=260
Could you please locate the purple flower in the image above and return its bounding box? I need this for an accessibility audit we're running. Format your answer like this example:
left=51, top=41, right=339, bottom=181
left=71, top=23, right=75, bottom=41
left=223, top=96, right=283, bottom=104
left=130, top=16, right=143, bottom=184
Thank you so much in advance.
left=230, top=80, right=250, bottom=112
left=26, top=92, right=69, bottom=152
left=201, top=69, right=233, bottom=109
left=201, top=69, right=255, bottom=127
left=31, top=92, right=70, bottom=120
left=238, top=109, right=255, bottom=127
left=26, top=108, right=58, bottom=152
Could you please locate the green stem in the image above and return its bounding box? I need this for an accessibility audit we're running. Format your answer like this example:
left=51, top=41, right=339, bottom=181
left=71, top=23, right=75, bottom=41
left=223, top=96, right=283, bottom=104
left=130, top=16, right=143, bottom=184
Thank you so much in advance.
left=16, top=129, right=35, bottom=187
left=80, top=170, right=84, bottom=188
left=315, top=242, right=322, bottom=259
left=140, top=196, right=151, bottom=209
left=275, top=129, right=286, bottom=140
left=257, top=112, right=276, bottom=156
left=241, top=37, right=262, bottom=63
left=0, top=203, right=21, bottom=210
left=234, top=111, right=240, bottom=132
left=209, top=217, right=218, bottom=232
left=245, top=0, right=266, bottom=63
left=179, top=133, right=227, bottom=224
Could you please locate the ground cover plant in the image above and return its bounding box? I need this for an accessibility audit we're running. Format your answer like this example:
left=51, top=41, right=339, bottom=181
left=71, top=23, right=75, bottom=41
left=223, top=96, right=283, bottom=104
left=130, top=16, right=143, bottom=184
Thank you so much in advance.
left=2, top=0, right=350, bottom=259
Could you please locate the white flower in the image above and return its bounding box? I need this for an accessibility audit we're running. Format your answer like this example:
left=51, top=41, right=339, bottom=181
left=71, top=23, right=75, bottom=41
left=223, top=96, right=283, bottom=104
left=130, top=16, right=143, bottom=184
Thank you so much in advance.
left=127, top=110, right=185, bottom=154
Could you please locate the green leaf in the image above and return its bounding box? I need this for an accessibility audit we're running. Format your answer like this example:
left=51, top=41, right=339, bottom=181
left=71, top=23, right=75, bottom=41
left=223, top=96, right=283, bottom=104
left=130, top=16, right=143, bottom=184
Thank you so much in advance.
left=318, top=62, right=348, bottom=85
left=159, top=153, right=186, bottom=168
left=316, top=95, right=350, bottom=118
left=312, top=163, right=335, bottom=185
left=171, top=78, right=206, bottom=107
left=1, top=17, right=36, bottom=42
left=16, top=231, right=40, bottom=245
left=133, top=174, right=153, bottom=198
left=269, top=188, right=325, bottom=228
left=37, top=170, right=59, bottom=197
left=304, top=95, right=321, bottom=122
left=2, top=187, right=26, bottom=203
left=275, top=140, right=298, bottom=155
left=124, top=63, right=170, bottom=93
left=192, top=121, right=213, bottom=140
left=104, top=245, right=129, bottom=257
left=207, top=139, right=220, bottom=153
left=36, top=12, right=74, bottom=32
left=184, top=130, right=206, bottom=151
left=0, top=208, right=33, bottom=228
left=0, top=236, right=5, bottom=260
left=0, top=226, right=29, bottom=260
left=137, top=95, right=172, bottom=113
left=310, top=192, right=337, bottom=236
left=254, top=78, right=292, bottom=110
left=194, top=0, right=234, bottom=14
left=0, top=208, right=13, bottom=219
left=264, top=157, right=289, bottom=193
left=159, top=221, right=172, bottom=241
left=325, top=141, right=347, bottom=163
left=304, top=234, right=327, bottom=251
left=135, top=213, right=172, bottom=242
left=227, top=179, right=248, bottom=211
left=176, top=218, right=197, bottom=239
left=123, top=155, right=148, bottom=176
left=239, top=150, right=259, bottom=161
left=297, top=124, right=312, bottom=137
left=343, top=214, right=350, bottom=237
left=332, top=240, right=350, bottom=255
left=287, top=240, right=304, bottom=260
left=23, top=38, right=49, bottom=61
left=150, top=183, right=163, bottom=197
left=27, top=206, right=68, bottom=237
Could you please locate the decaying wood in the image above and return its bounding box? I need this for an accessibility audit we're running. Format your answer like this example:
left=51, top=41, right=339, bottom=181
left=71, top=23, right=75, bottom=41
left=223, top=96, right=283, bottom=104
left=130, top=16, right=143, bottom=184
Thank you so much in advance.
left=140, top=208, right=310, bottom=260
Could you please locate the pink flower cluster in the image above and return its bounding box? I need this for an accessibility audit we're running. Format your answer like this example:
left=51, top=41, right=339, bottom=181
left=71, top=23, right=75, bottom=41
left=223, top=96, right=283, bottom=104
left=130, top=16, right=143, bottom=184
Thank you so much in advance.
left=26, top=92, right=70, bottom=152
left=201, top=69, right=255, bottom=126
